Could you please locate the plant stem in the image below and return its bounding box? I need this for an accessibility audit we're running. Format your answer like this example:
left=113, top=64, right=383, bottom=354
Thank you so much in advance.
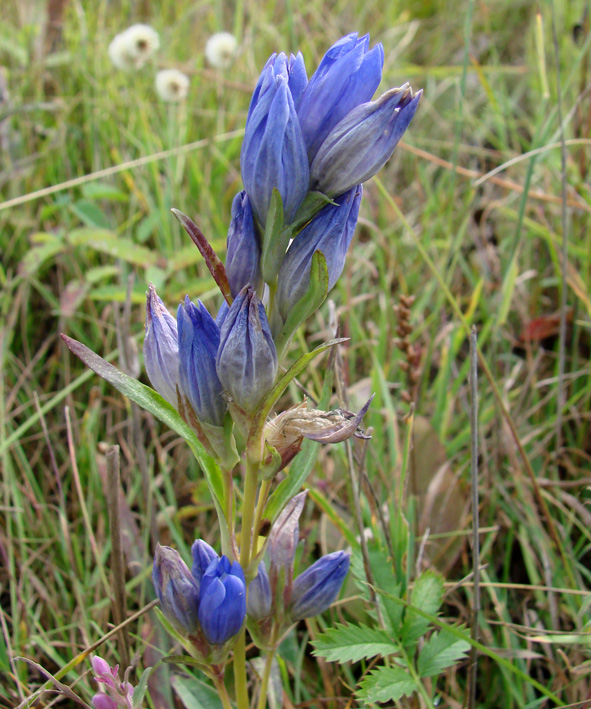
left=233, top=631, right=249, bottom=709
left=213, top=672, right=234, bottom=709
left=256, top=626, right=278, bottom=709
left=251, top=479, right=271, bottom=559
left=241, top=457, right=259, bottom=570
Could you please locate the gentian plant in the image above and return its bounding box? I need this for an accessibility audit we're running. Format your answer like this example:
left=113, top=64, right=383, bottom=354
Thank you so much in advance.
left=64, top=31, right=421, bottom=708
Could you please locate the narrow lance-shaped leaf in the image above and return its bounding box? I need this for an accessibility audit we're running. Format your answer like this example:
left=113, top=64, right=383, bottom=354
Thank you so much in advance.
left=171, top=209, right=233, bottom=306
left=312, top=623, right=398, bottom=663
left=60, top=334, right=225, bottom=508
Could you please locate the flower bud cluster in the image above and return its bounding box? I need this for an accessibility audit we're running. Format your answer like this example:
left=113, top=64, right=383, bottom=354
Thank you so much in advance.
left=152, top=542, right=246, bottom=650
left=235, top=32, right=421, bottom=331
left=90, top=656, right=136, bottom=709
left=246, top=492, right=350, bottom=643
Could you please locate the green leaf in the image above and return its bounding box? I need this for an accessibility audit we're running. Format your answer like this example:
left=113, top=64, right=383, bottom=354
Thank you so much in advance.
left=132, top=666, right=155, bottom=708
left=417, top=627, right=470, bottom=677
left=81, top=182, right=128, bottom=201
left=290, top=190, right=334, bottom=232
left=70, top=200, right=111, bottom=229
left=60, top=335, right=225, bottom=507
left=400, top=570, right=444, bottom=646
left=356, top=666, right=417, bottom=703
left=312, top=623, right=398, bottom=663
left=21, top=233, right=64, bottom=276
left=260, top=188, right=287, bottom=283
left=67, top=228, right=158, bottom=267
left=170, top=674, right=223, bottom=709
left=274, top=250, right=329, bottom=358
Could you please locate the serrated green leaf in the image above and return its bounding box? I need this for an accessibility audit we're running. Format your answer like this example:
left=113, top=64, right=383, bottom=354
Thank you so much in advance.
left=60, top=335, right=225, bottom=508
left=132, top=666, right=155, bottom=708
left=400, top=570, right=444, bottom=645
left=356, top=666, right=417, bottom=703
left=274, top=250, right=329, bottom=358
left=171, top=674, right=223, bottom=709
left=312, top=623, right=398, bottom=663
left=417, top=627, right=470, bottom=677
left=68, top=228, right=158, bottom=266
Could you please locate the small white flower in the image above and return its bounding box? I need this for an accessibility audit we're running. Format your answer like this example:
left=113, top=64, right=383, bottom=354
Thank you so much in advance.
left=108, top=24, right=159, bottom=71
left=205, top=32, right=238, bottom=69
left=155, top=69, right=190, bottom=102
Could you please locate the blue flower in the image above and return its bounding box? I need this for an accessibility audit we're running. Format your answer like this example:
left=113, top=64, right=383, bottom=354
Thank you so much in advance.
left=247, top=561, right=272, bottom=621
left=191, top=539, right=219, bottom=586
left=226, top=191, right=261, bottom=297
left=241, top=57, right=309, bottom=227
left=276, top=186, right=362, bottom=320
left=198, top=556, right=246, bottom=645
left=310, top=85, right=422, bottom=197
left=177, top=297, right=226, bottom=426
left=143, top=284, right=180, bottom=406
left=297, top=33, right=384, bottom=161
left=289, top=551, right=350, bottom=621
left=216, top=286, right=278, bottom=413
left=152, top=544, right=200, bottom=635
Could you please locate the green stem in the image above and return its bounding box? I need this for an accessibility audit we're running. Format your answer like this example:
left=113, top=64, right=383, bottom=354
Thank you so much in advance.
left=213, top=671, right=234, bottom=709
left=251, top=479, right=271, bottom=560
left=256, top=626, right=279, bottom=709
left=240, top=457, right=259, bottom=570
left=233, top=631, right=249, bottom=709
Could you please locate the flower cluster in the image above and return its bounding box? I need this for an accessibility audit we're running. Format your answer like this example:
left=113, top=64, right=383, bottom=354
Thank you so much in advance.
left=152, top=541, right=246, bottom=650
left=90, top=656, right=136, bottom=709
left=247, top=492, right=350, bottom=644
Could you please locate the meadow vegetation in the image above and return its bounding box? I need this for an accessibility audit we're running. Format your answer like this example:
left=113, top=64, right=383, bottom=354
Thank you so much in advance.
left=1, top=0, right=591, bottom=706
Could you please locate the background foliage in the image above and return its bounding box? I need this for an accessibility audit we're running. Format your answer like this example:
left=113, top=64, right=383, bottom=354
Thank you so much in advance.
left=1, top=0, right=591, bottom=706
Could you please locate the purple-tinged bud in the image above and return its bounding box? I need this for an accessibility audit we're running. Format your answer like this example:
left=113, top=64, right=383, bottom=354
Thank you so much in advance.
left=198, top=556, right=246, bottom=645
left=177, top=297, right=226, bottom=427
left=310, top=85, right=422, bottom=198
left=268, top=491, right=307, bottom=569
left=226, top=191, right=261, bottom=297
left=241, top=64, right=309, bottom=226
left=91, top=656, right=117, bottom=689
left=297, top=33, right=384, bottom=161
left=216, top=287, right=278, bottom=413
left=289, top=550, right=350, bottom=621
left=215, top=300, right=230, bottom=329
left=247, top=561, right=272, bottom=621
left=191, top=539, right=219, bottom=587
left=143, top=284, right=180, bottom=406
left=152, top=544, right=200, bottom=635
left=91, top=695, right=118, bottom=709
left=276, top=186, right=362, bottom=320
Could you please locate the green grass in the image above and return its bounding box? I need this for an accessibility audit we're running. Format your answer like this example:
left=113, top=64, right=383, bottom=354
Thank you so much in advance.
left=2, top=0, right=591, bottom=707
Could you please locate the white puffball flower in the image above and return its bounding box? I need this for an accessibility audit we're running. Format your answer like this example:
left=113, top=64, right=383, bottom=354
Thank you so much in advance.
left=108, top=24, right=160, bottom=71
left=205, top=32, right=238, bottom=69
left=155, top=69, right=190, bottom=102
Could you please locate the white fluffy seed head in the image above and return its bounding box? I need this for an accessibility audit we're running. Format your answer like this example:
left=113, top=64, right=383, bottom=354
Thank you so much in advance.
left=155, top=69, right=190, bottom=102
left=205, top=32, right=238, bottom=69
left=108, top=24, right=160, bottom=71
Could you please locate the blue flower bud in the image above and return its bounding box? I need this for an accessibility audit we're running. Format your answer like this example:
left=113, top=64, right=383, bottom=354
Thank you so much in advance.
left=310, top=86, right=422, bottom=198
left=177, top=297, right=226, bottom=426
left=143, top=285, right=180, bottom=406
left=198, top=556, right=246, bottom=645
left=276, top=186, right=362, bottom=320
left=246, top=52, right=308, bottom=124
left=297, top=33, right=384, bottom=161
left=226, top=191, right=261, bottom=297
left=216, top=287, right=278, bottom=413
left=241, top=63, right=309, bottom=226
left=215, top=300, right=229, bottom=329
left=191, top=539, right=219, bottom=587
left=152, top=544, right=200, bottom=635
left=289, top=551, right=350, bottom=621
left=247, top=561, right=272, bottom=621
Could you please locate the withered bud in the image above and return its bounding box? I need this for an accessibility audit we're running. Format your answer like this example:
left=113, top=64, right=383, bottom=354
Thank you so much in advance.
left=264, top=395, right=374, bottom=469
